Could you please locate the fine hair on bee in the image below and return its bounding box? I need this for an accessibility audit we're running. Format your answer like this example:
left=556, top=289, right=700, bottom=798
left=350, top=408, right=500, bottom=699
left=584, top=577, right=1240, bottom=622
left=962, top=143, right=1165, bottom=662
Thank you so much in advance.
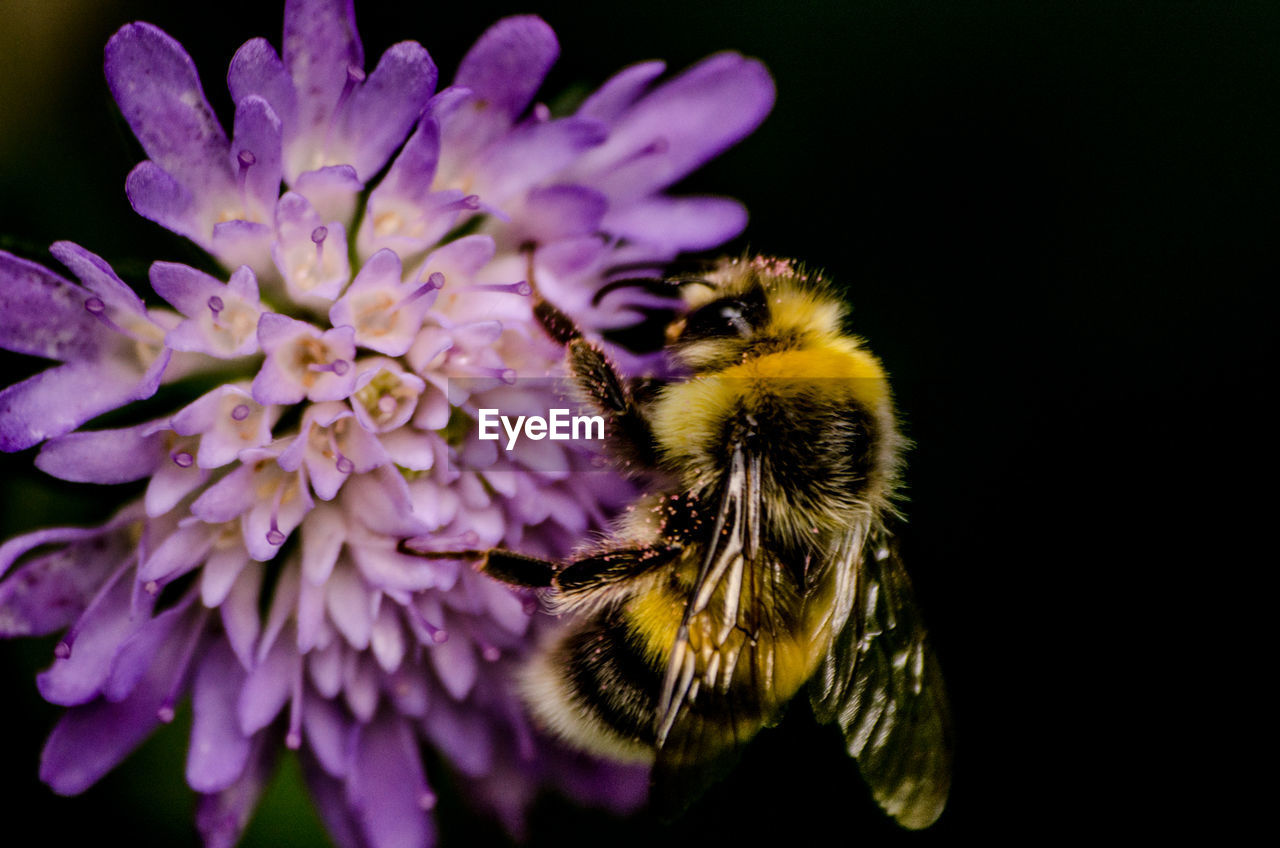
left=404, top=254, right=952, bottom=829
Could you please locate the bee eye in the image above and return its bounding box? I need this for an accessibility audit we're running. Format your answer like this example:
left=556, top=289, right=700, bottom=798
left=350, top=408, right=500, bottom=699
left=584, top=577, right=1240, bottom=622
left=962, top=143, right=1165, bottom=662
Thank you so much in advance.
left=680, top=289, right=768, bottom=342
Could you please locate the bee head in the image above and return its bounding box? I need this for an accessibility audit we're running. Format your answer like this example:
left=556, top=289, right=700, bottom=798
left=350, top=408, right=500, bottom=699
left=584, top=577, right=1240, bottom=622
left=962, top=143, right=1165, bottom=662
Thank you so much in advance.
left=666, top=256, right=849, bottom=371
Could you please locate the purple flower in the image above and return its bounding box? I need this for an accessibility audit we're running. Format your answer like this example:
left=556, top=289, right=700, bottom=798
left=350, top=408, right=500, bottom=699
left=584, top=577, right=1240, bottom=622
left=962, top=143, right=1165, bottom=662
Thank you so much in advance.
left=0, top=2, right=773, bottom=846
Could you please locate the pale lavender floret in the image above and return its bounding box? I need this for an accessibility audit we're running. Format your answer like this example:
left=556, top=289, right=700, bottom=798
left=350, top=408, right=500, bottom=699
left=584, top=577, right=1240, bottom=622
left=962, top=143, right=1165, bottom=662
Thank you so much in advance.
left=191, top=446, right=315, bottom=561
left=231, top=96, right=286, bottom=223
left=356, top=116, right=456, bottom=260
left=144, top=428, right=211, bottom=517
left=277, top=402, right=389, bottom=500
left=33, top=418, right=217, bottom=521
left=230, top=0, right=437, bottom=184
left=253, top=314, right=356, bottom=404
left=152, top=263, right=264, bottom=358
left=171, top=384, right=275, bottom=468
left=293, top=165, right=363, bottom=225
left=107, top=24, right=277, bottom=271
left=350, top=358, right=429, bottom=437
left=0, top=246, right=172, bottom=451
left=272, top=193, right=352, bottom=304
left=138, top=522, right=219, bottom=593
left=329, top=249, right=441, bottom=357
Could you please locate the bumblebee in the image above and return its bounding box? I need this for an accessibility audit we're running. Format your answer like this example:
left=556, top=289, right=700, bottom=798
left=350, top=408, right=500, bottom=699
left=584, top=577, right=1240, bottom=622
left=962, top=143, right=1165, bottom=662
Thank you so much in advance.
left=415, top=256, right=951, bottom=828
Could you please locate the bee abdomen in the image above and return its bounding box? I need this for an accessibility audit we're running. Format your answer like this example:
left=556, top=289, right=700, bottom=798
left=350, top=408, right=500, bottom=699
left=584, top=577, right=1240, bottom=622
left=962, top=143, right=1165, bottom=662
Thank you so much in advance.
left=522, top=605, right=663, bottom=760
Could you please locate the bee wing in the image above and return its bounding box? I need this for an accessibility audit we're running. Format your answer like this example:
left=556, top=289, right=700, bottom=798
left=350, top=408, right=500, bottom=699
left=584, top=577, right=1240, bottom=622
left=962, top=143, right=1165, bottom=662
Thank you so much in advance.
left=809, top=531, right=953, bottom=829
left=653, top=442, right=781, bottom=768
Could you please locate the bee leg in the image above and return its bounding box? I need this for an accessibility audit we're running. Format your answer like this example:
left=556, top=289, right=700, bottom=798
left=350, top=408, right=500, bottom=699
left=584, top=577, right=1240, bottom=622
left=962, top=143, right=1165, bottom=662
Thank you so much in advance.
left=554, top=545, right=682, bottom=597
left=480, top=550, right=557, bottom=589
left=522, top=249, right=661, bottom=469
left=396, top=540, right=557, bottom=589
left=564, top=338, right=661, bottom=470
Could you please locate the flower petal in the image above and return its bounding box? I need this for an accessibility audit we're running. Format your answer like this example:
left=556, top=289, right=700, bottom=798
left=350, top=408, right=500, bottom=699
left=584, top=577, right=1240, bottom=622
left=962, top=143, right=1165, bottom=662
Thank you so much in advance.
left=577, top=60, right=666, bottom=121
left=237, top=628, right=298, bottom=734
left=455, top=16, right=557, bottom=122
left=231, top=95, right=284, bottom=221
left=104, top=595, right=197, bottom=702
left=36, top=572, right=134, bottom=705
left=196, top=733, right=276, bottom=848
left=125, top=161, right=204, bottom=243
left=0, top=353, right=166, bottom=452
left=188, top=641, right=252, bottom=792
left=228, top=38, right=298, bottom=137
left=282, top=0, right=365, bottom=179
left=342, top=41, right=438, bottom=181
left=38, top=602, right=193, bottom=794
left=105, top=23, right=233, bottom=196
left=568, top=51, right=775, bottom=202
left=603, top=195, right=748, bottom=251
left=0, top=535, right=125, bottom=637
left=0, top=250, right=111, bottom=361
left=348, top=713, right=435, bottom=848
left=302, top=695, right=351, bottom=778
left=36, top=422, right=164, bottom=483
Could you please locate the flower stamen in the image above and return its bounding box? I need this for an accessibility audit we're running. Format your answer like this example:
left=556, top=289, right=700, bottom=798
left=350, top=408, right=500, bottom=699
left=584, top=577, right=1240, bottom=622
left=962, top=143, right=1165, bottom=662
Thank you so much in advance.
left=83, top=297, right=131, bottom=336
left=456, top=280, right=532, bottom=297
left=235, top=149, right=256, bottom=210
left=265, top=484, right=288, bottom=546
left=158, top=603, right=207, bottom=723
left=328, top=430, right=355, bottom=474
left=307, top=358, right=351, bottom=376
left=444, top=195, right=481, bottom=214
left=286, top=660, right=305, bottom=749
left=392, top=272, right=445, bottom=313
left=311, top=226, right=328, bottom=266
left=407, top=603, right=449, bottom=644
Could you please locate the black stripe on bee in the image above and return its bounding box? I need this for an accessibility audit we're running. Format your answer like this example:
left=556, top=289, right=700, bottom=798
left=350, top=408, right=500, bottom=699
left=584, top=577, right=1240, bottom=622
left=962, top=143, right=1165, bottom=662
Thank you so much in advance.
left=562, top=605, right=663, bottom=746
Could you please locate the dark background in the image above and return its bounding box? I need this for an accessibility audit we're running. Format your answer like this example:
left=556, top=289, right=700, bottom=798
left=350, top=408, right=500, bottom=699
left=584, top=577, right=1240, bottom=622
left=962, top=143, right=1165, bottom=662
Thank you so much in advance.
left=1, top=0, right=1273, bottom=845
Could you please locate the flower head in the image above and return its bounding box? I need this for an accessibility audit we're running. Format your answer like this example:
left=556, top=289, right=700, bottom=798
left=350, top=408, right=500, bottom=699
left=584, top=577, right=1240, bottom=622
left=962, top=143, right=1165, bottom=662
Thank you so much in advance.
left=0, top=1, right=773, bottom=845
